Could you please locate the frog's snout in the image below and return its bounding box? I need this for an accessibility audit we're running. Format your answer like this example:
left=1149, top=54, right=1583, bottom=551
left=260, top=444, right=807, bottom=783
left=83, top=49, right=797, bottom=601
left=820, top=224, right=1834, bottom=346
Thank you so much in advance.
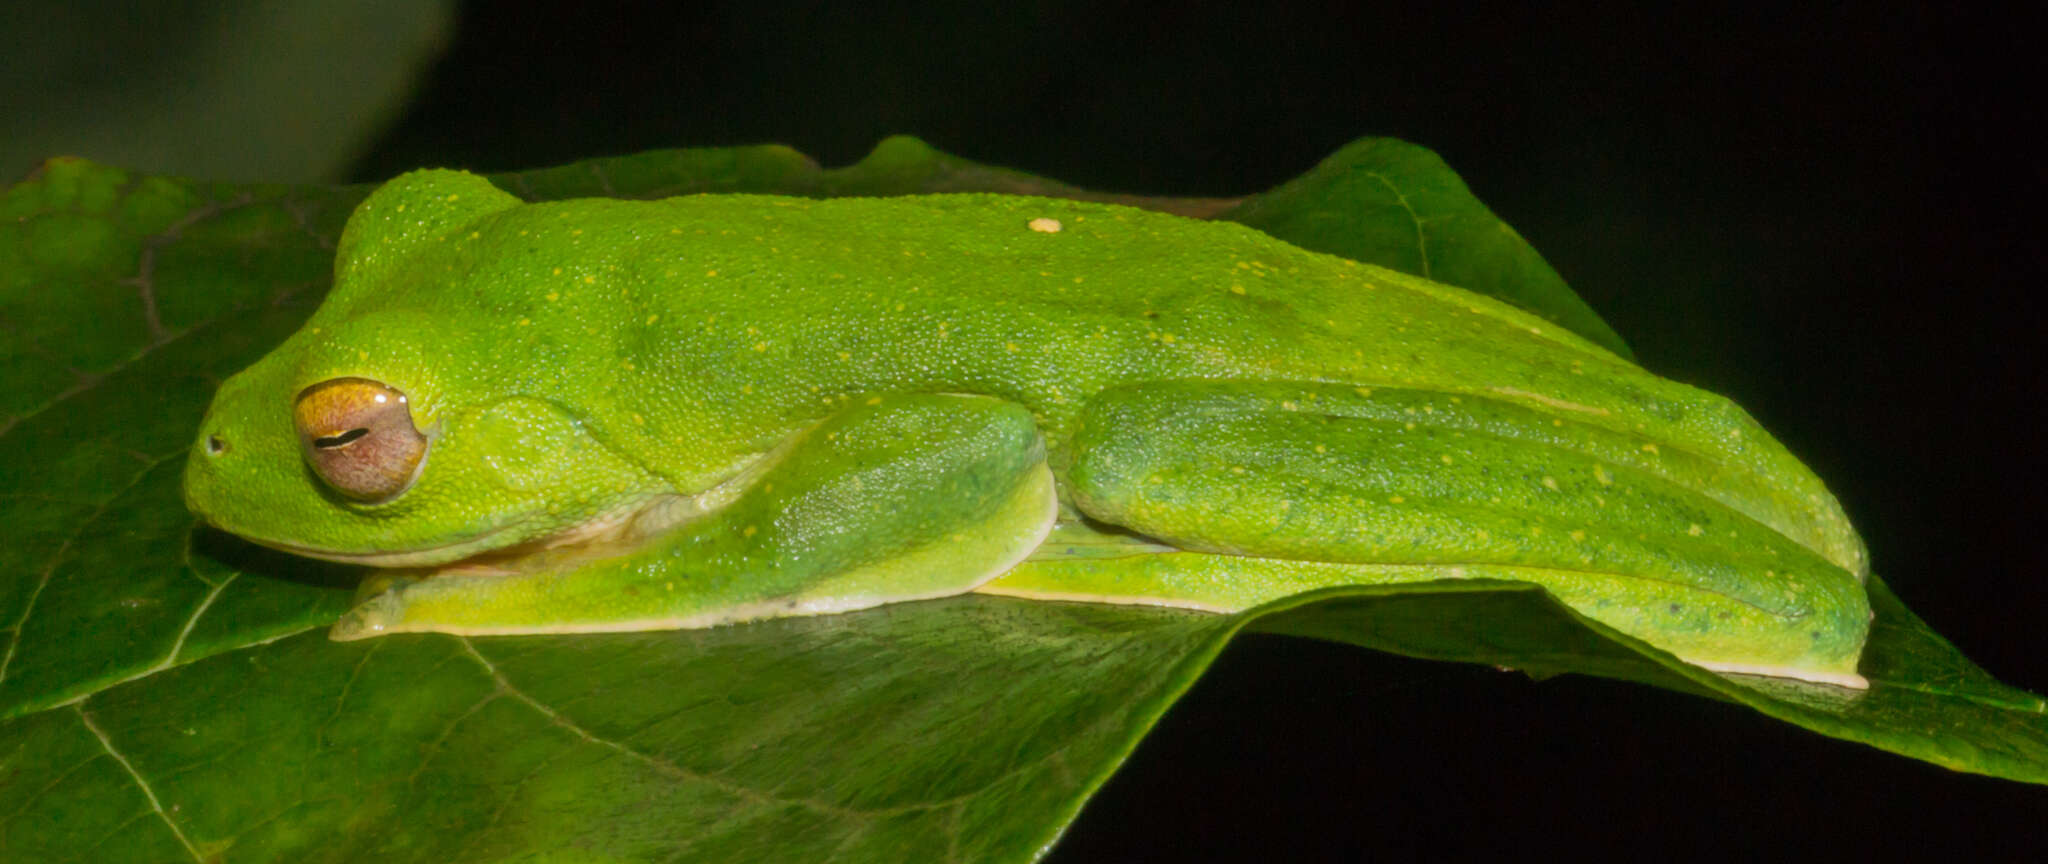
left=182, top=421, right=242, bottom=524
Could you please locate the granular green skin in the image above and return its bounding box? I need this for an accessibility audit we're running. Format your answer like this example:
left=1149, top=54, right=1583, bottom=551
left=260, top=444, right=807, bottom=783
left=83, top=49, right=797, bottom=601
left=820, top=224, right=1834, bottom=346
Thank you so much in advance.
left=184, top=169, right=1870, bottom=682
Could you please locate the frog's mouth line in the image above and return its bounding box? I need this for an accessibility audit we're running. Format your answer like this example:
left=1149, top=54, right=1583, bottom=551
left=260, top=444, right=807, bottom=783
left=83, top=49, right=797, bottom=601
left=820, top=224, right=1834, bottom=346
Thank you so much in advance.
left=238, top=447, right=776, bottom=574
left=401, top=493, right=707, bottom=577
left=249, top=521, right=532, bottom=569
left=246, top=497, right=690, bottom=574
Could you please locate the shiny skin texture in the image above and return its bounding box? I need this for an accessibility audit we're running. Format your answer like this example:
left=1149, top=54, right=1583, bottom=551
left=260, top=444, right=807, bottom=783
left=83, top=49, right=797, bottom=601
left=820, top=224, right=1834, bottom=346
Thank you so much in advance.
left=184, top=169, right=1870, bottom=684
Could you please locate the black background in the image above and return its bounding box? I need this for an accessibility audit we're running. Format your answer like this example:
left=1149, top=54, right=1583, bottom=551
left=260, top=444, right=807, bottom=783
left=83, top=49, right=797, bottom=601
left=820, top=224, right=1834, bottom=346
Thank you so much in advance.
left=354, top=3, right=2044, bottom=859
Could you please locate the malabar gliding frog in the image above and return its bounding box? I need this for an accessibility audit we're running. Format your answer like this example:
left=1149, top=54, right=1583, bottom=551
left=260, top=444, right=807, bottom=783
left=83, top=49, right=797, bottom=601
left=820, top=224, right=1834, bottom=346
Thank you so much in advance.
left=184, top=169, right=1872, bottom=687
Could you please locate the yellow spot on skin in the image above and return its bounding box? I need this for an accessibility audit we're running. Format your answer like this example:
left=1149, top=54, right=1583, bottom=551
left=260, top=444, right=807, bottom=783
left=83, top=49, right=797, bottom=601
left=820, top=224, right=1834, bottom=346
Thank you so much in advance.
left=1005, top=342, right=1020, bottom=352
left=1476, top=530, right=1490, bottom=541
left=1642, top=443, right=1661, bottom=454
left=517, top=318, right=531, bottom=326
left=632, top=413, right=645, bottom=425
left=837, top=352, right=852, bottom=360
left=546, top=291, right=560, bottom=301
left=1594, top=465, right=1613, bottom=486
left=1281, top=401, right=1298, bottom=411
left=468, top=231, right=481, bottom=240
left=357, top=350, right=369, bottom=361
left=1570, top=530, right=1587, bottom=542
left=1028, top=217, right=1062, bottom=232
left=741, top=384, right=753, bottom=394
left=1314, top=445, right=1327, bottom=453
left=1356, top=387, right=1373, bottom=397
left=1404, top=422, right=1417, bottom=430
left=753, top=342, right=768, bottom=351
left=583, top=275, right=596, bottom=284
left=646, top=314, right=659, bottom=324
left=1542, top=476, right=1560, bottom=491
left=706, top=270, right=719, bottom=277
left=743, top=526, right=758, bottom=537
left=1231, top=466, right=1246, bottom=474
left=866, top=396, right=883, bottom=405
left=1388, top=495, right=1406, bottom=504
left=621, top=360, right=635, bottom=370
left=1688, top=523, right=1705, bottom=536
left=1230, top=284, right=1246, bottom=295
left=1441, top=454, right=1454, bottom=464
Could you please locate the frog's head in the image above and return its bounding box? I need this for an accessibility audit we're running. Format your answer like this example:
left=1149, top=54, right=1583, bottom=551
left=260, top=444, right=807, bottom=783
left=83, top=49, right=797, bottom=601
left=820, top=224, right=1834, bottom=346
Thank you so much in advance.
left=183, top=169, right=669, bottom=567
left=184, top=310, right=668, bottom=567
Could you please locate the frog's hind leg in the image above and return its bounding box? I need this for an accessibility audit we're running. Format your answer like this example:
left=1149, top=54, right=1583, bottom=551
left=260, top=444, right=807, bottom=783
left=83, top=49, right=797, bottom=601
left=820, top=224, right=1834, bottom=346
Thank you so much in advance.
left=331, top=394, right=1056, bottom=639
left=1021, top=380, right=1869, bottom=687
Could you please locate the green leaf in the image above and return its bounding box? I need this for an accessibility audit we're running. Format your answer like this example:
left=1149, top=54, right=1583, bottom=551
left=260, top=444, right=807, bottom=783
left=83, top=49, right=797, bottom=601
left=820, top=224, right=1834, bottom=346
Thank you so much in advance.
left=1251, top=578, right=2048, bottom=782
left=2, top=140, right=2038, bottom=862
left=2, top=597, right=1240, bottom=862
left=1219, top=138, right=1634, bottom=357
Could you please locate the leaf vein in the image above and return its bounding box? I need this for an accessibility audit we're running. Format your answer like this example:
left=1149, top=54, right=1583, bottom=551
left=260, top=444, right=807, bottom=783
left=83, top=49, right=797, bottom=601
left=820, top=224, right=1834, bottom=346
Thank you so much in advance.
left=76, top=705, right=204, bottom=863
left=164, top=573, right=234, bottom=665
left=42, top=622, right=327, bottom=717
left=316, top=640, right=382, bottom=746
left=0, top=448, right=182, bottom=687
left=455, top=636, right=883, bottom=821
left=0, top=752, right=103, bottom=827
left=1362, top=169, right=1430, bottom=279
left=0, top=190, right=332, bottom=442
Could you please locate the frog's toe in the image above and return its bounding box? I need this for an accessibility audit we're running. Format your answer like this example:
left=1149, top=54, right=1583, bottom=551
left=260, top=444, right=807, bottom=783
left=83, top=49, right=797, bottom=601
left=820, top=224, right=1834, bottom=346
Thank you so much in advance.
left=329, top=587, right=405, bottom=641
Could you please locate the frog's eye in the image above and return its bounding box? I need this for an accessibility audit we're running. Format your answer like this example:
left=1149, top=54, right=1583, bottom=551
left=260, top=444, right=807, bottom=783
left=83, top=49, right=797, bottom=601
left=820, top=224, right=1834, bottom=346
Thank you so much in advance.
left=294, top=378, right=429, bottom=502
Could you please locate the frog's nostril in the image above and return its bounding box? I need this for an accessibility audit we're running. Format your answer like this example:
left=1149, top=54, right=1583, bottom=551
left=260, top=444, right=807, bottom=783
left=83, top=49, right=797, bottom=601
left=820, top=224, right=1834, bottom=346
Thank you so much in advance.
left=206, top=434, right=228, bottom=456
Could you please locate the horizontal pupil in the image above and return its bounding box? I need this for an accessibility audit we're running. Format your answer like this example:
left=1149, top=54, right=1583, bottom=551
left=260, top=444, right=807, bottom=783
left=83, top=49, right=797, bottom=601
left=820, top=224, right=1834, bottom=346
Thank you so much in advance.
left=314, top=427, right=371, bottom=449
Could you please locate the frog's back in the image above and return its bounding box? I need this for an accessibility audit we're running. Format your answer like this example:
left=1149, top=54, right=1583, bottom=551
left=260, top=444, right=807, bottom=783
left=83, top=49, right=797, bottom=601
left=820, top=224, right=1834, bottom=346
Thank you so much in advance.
left=489, top=191, right=1631, bottom=413
left=433, top=192, right=1863, bottom=578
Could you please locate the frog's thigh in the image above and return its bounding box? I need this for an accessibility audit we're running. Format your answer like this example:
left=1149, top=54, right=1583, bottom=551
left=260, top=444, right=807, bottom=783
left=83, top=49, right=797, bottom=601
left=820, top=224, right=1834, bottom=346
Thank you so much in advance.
left=331, top=394, right=1056, bottom=639
left=1043, top=381, right=1868, bottom=686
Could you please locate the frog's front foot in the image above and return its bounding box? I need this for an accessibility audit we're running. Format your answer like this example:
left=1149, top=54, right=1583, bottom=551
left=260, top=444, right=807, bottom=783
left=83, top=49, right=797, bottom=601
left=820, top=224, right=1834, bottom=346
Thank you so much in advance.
left=330, top=584, right=407, bottom=641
